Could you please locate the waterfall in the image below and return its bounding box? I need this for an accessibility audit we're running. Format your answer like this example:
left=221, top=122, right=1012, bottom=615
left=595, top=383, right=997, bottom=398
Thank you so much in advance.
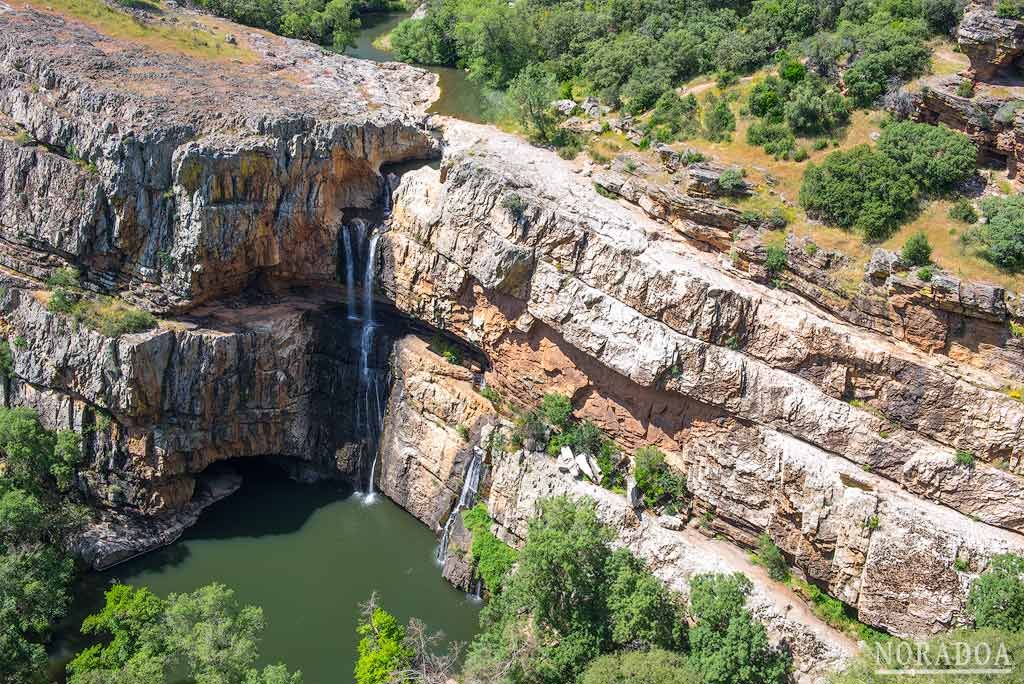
left=358, top=229, right=382, bottom=497
left=381, top=174, right=393, bottom=217
left=342, top=228, right=357, bottom=320
left=435, top=450, right=484, bottom=564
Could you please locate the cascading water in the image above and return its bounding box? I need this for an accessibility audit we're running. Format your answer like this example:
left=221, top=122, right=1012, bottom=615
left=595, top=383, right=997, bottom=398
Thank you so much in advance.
left=341, top=229, right=357, bottom=320
left=435, top=450, right=484, bottom=564
left=358, top=231, right=382, bottom=498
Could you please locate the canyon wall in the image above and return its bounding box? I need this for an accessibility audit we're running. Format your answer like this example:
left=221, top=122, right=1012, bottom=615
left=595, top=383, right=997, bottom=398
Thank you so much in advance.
left=376, top=120, right=1024, bottom=645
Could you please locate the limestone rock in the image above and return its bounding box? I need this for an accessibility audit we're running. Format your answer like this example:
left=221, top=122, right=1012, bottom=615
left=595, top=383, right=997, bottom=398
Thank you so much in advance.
left=958, top=5, right=1024, bottom=80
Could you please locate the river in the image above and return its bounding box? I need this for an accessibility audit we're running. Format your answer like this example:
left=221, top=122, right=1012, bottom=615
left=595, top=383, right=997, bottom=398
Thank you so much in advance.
left=51, top=461, right=481, bottom=683
left=349, top=12, right=491, bottom=123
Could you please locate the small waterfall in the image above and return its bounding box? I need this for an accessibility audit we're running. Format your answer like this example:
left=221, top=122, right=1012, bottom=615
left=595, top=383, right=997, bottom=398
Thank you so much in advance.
left=358, top=229, right=383, bottom=497
left=381, top=174, right=393, bottom=217
left=435, top=450, right=484, bottom=564
left=341, top=228, right=357, bottom=320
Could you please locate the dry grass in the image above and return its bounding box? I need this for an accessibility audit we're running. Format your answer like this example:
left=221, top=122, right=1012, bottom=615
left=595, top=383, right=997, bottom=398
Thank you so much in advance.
left=21, top=0, right=256, bottom=62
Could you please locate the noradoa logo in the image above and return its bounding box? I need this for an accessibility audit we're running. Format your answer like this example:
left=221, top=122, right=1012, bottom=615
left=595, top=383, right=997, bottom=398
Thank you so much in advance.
left=873, top=639, right=1014, bottom=676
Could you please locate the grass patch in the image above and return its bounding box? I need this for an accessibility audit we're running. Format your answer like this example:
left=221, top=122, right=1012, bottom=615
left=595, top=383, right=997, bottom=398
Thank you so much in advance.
left=789, top=577, right=888, bottom=644
left=28, top=0, right=255, bottom=62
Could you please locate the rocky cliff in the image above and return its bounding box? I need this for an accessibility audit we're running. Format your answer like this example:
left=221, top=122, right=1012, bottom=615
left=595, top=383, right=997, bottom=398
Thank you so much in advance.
left=377, top=119, right=1024, bottom=645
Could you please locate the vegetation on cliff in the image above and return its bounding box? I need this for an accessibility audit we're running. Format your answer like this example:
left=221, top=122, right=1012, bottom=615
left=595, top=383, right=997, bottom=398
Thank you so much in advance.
left=461, top=496, right=787, bottom=684
left=0, top=408, right=85, bottom=684
left=461, top=503, right=517, bottom=591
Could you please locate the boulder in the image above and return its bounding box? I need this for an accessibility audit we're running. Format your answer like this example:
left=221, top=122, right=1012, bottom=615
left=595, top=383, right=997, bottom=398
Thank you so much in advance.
left=958, top=5, right=1024, bottom=80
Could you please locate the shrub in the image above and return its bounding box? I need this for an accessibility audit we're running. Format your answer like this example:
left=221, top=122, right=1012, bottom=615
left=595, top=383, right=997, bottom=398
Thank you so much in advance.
left=501, top=192, right=527, bottom=218
left=633, top=446, right=686, bottom=510
left=756, top=534, right=790, bottom=582
left=511, top=410, right=547, bottom=450
left=924, top=0, right=966, bottom=34
left=1011, top=321, right=1024, bottom=338
left=793, top=146, right=809, bottom=162
left=540, top=392, right=573, bottom=431
left=746, top=120, right=795, bottom=158
left=646, top=92, right=699, bottom=141
left=917, top=265, right=934, bottom=281
left=968, top=553, right=1024, bottom=631
left=46, top=267, right=80, bottom=290
left=764, top=245, right=787, bottom=277
left=480, top=386, right=501, bottom=405
left=964, top=195, right=1024, bottom=272
left=581, top=650, right=700, bottom=684
left=783, top=80, right=849, bottom=136
left=997, top=0, right=1024, bottom=19
left=865, top=514, right=880, bottom=530
left=76, top=299, right=157, bottom=337
left=716, top=167, right=746, bottom=195
left=901, top=231, right=933, bottom=266
left=355, top=599, right=414, bottom=684
left=702, top=95, right=735, bottom=142
left=955, top=449, right=976, bottom=468
left=456, top=424, right=470, bottom=441
left=462, top=504, right=518, bottom=591
left=878, top=122, right=977, bottom=195
left=0, top=339, right=12, bottom=380
left=949, top=198, right=978, bottom=224
left=748, top=77, right=786, bottom=123
left=13, top=129, right=31, bottom=147
left=956, top=80, right=975, bottom=98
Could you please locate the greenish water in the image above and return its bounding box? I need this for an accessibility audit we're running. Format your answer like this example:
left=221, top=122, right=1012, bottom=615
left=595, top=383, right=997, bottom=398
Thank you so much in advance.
left=53, top=464, right=481, bottom=684
left=350, top=12, right=491, bottom=123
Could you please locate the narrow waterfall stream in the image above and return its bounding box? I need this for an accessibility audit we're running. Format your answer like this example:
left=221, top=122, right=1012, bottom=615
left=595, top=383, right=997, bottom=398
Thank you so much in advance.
left=435, top=450, right=484, bottom=564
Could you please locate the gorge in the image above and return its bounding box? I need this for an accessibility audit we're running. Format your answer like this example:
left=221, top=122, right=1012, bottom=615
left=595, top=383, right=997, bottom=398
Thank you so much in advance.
left=2, top=0, right=1024, bottom=683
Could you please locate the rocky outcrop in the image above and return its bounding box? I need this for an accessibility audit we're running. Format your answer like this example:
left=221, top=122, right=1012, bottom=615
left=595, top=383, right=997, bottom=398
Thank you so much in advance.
left=377, top=335, right=493, bottom=529
left=378, top=120, right=1024, bottom=639
left=958, top=3, right=1024, bottom=80
left=0, top=4, right=438, bottom=312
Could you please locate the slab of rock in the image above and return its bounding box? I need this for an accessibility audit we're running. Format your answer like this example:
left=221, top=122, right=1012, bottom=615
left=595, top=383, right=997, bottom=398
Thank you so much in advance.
left=958, top=5, right=1024, bottom=80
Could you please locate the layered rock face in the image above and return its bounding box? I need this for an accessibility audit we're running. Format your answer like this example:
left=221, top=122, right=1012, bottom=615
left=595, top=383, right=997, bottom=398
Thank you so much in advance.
left=0, top=4, right=438, bottom=312
left=378, top=120, right=1024, bottom=645
left=959, top=2, right=1024, bottom=80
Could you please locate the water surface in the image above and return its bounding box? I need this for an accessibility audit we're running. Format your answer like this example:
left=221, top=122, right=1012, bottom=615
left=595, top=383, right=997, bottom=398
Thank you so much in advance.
left=350, top=12, right=491, bottom=123
left=53, top=464, right=480, bottom=684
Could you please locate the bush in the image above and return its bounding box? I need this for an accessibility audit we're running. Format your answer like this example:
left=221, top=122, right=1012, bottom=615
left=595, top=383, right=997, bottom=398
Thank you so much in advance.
left=923, top=0, right=966, bottom=34
left=646, top=92, right=699, bottom=141
left=501, top=193, right=527, bottom=218
left=917, top=265, right=934, bottom=281
left=716, top=167, right=746, bottom=195
left=756, top=534, right=789, bottom=582
left=355, top=598, right=414, bottom=684
left=964, top=195, right=1024, bottom=272
left=956, top=80, right=975, bottom=98
left=702, top=95, right=735, bottom=142
left=878, top=122, right=977, bottom=194
left=764, top=245, right=788, bottom=277
left=746, top=121, right=795, bottom=158
left=793, top=146, right=809, bottom=162
left=511, top=410, right=548, bottom=450
left=46, top=267, right=80, bottom=290
left=783, top=79, right=849, bottom=136
left=997, top=0, right=1024, bottom=19
left=633, top=446, right=686, bottom=510
left=968, top=553, right=1024, bottom=631
left=462, top=504, right=518, bottom=591
left=949, top=198, right=978, bottom=224
left=955, top=449, right=975, bottom=468
left=901, top=231, right=933, bottom=266
left=540, top=393, right=573, bottom=431
left=748, top=77, right=786, bottom=123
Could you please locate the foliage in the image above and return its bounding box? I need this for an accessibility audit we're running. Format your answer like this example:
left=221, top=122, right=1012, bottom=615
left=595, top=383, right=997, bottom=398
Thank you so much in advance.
left=506, top=64, right=560, bottom=141
left=755, top=534, right=789, bottom=582
left=501, top=192, right=527, bottom=219
left=800, top=123, right=975, bottom=241
left=917, top=265, right=934, bottom=282
left=949, top=198, right=979, bottom=224
left=45, top=270, right=157, bottom=337
left=462, top=504, right=518, bottom=591
left=716, top=167, right=746, bottom=195
left=645, top=92, right=700, bottom=142
left=746, top=121, right=795, bottom=158
left=581, top=649, right=701, bottom=684
left=69, top=583, right=303, bottom=684
left=633, top=446, right=686, bottom=510
left=764, top=245, right=788, bottom=277
left=789, top=577, right=887, bottom=643
left=464, top=497, right=687, bottom=684
left=997, top=0, right=1024, bottom=19
left=0, top=340, right=11, bottom=381
left=901, top=231, right=932, bottom=267
left=688, top=573, right=790, bottom=684
left=963, top=195, right=1024, bottom=272
left=703, top=95, right=736, bottom=142
left=195, top=0, right=361, bottom=51
left=355, top=596, right=413, bottom=684
left=540, top=393, right=574, bottom=431
left=968, top=553, right=1024, bottom=632
left=955, top=449, right=975, bottom=468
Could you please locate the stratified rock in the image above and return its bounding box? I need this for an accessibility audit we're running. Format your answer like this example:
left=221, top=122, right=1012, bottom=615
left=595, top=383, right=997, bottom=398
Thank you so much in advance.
left=958, top=4, right=1024, bottom=80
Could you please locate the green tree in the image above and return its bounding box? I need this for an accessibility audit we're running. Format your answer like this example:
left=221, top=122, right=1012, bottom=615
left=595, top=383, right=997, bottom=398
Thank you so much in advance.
left=540, top=393, right=574, bottom=431
left=69, top=584, right=302, bottom=684
left=355, top=595, right=413, bottom=684
left=605, top=549, right=686, bottom=651
left=965, top=195, right=1024, bottom=272
left=901, top=231, right=933, bottom=267
left=968, top=553, right=1024, bottom=632
left=878, top=122, right=976, bottom=194
left=633, top=446, right=686, bottom=509
left=756, top=534, right=789, bottom=582
left=688, top=573, right=789, bottom=684
left=507, top=63, right=559, bottom=142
